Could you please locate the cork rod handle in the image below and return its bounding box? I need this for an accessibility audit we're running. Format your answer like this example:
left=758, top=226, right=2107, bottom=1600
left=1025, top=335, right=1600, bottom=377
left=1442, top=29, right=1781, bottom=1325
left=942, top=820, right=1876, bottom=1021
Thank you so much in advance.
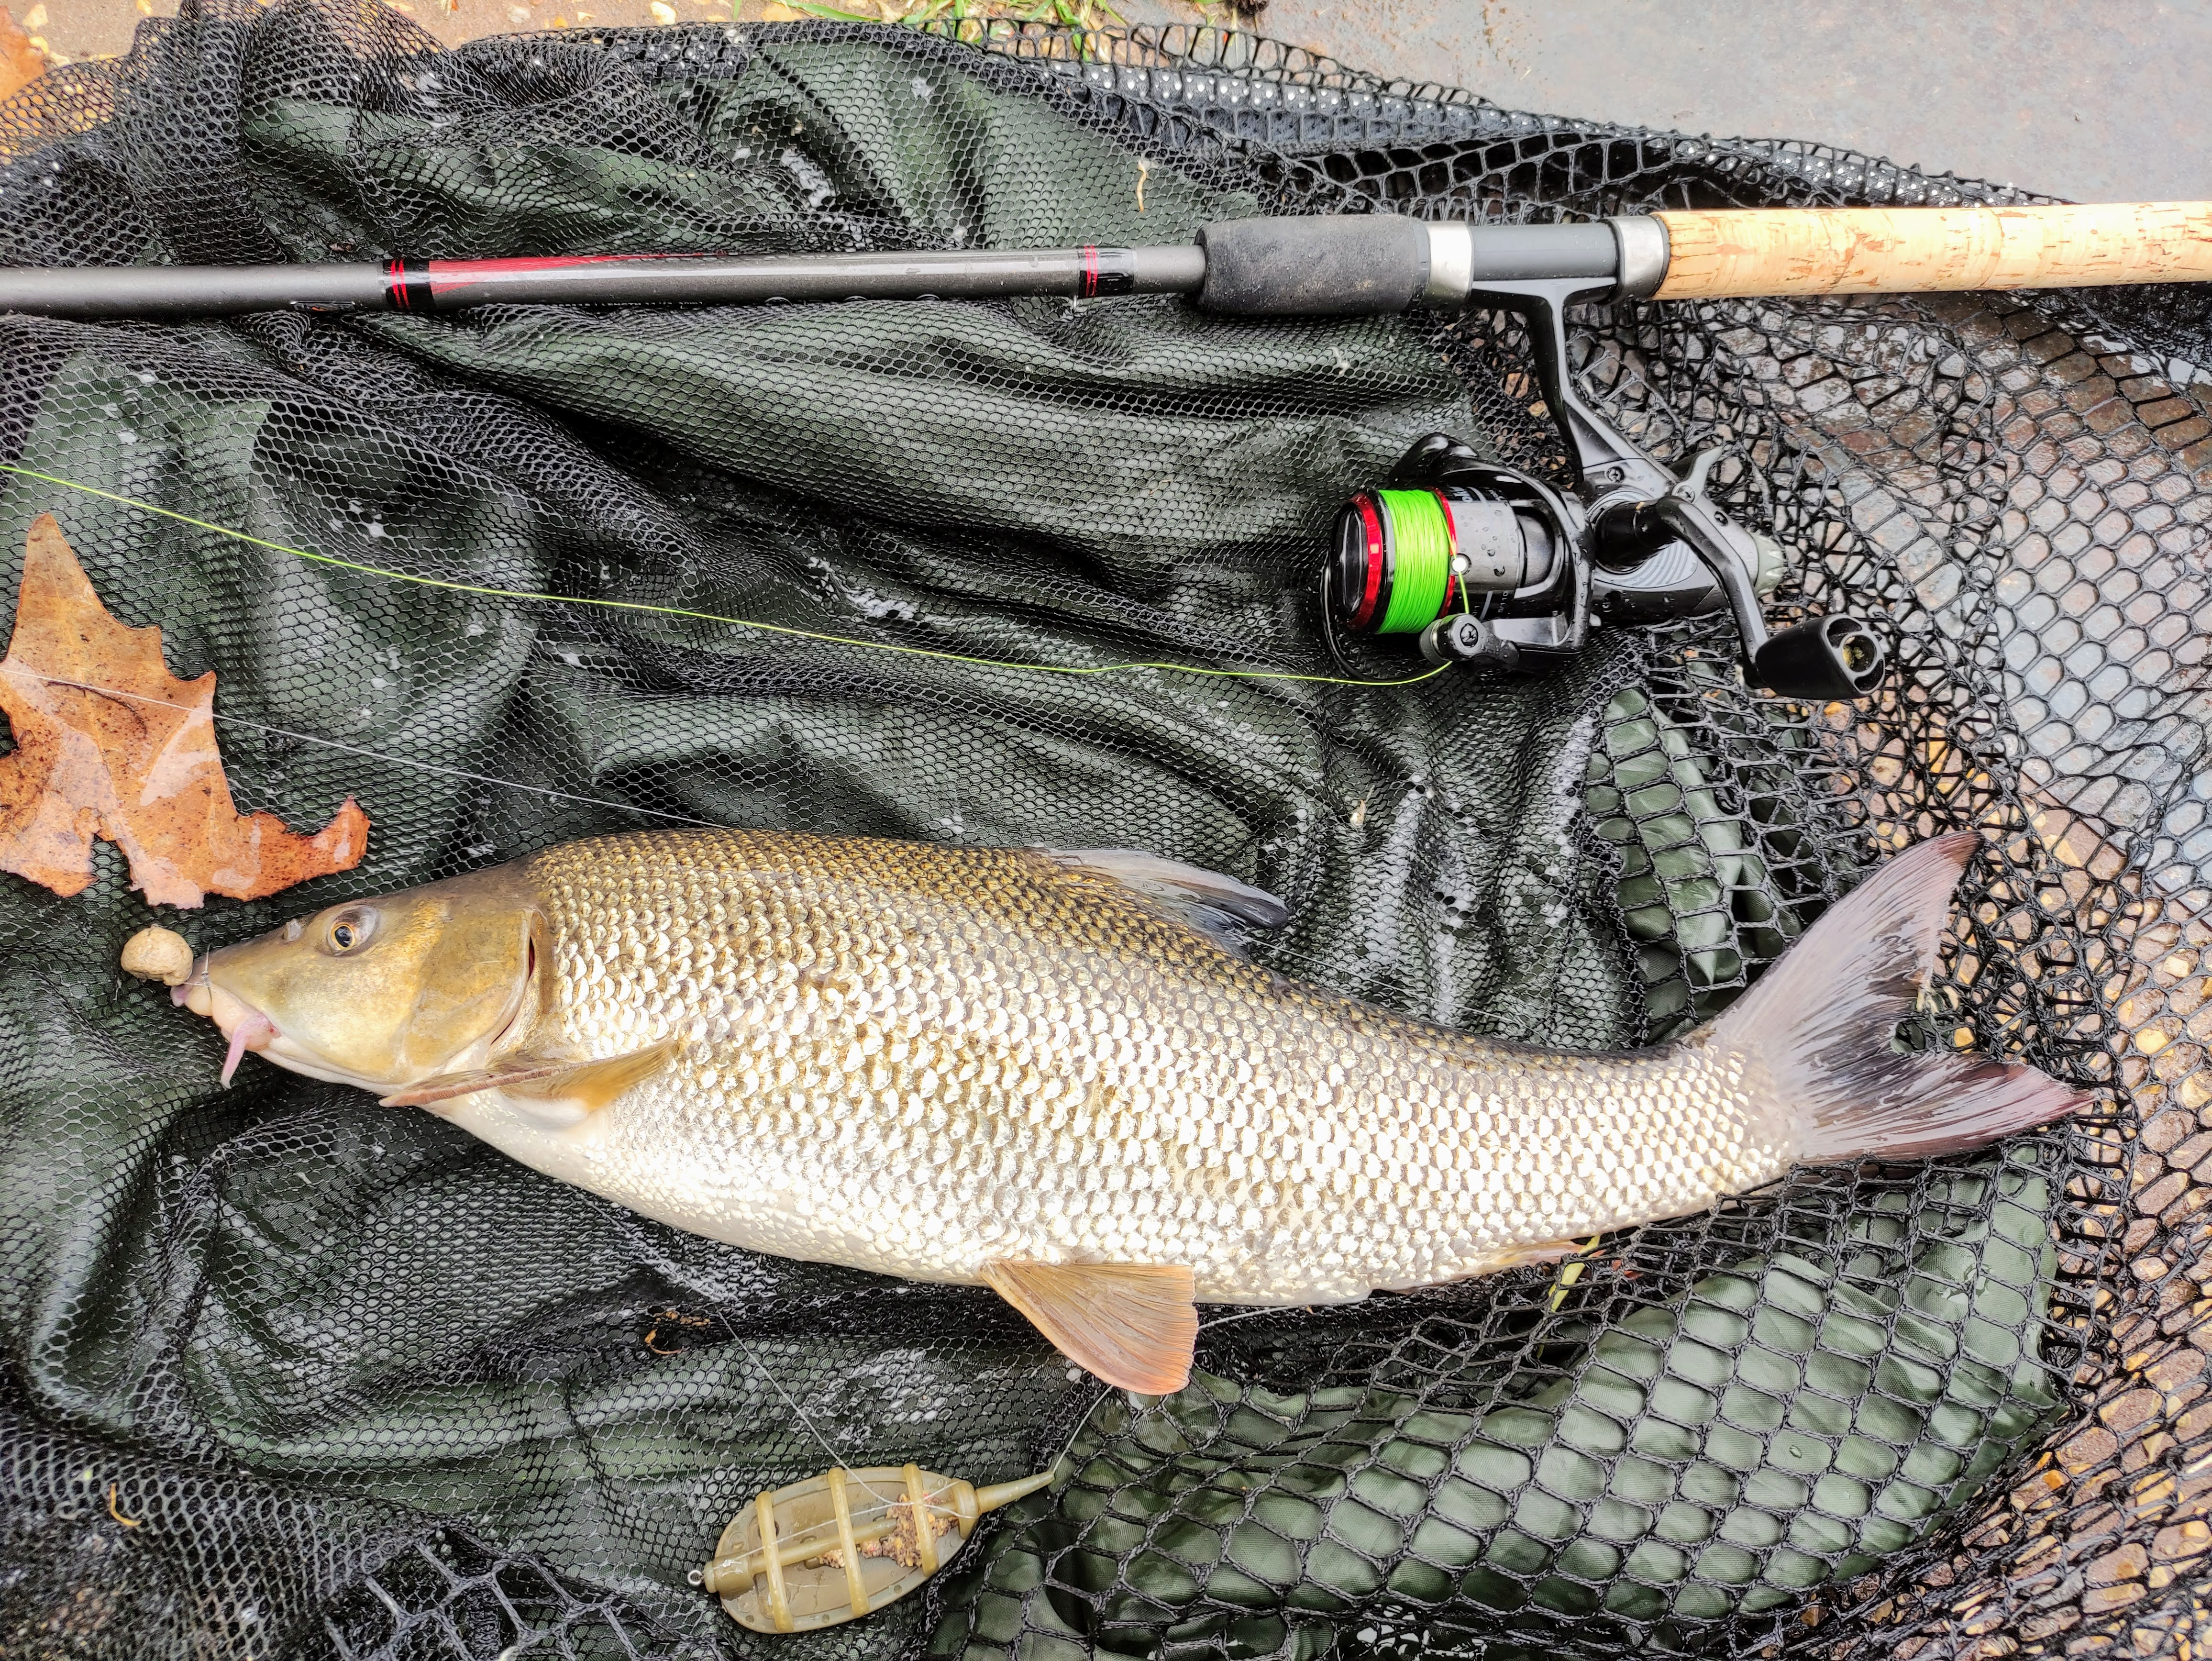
left=1651, top=202, right=2212, bottom=299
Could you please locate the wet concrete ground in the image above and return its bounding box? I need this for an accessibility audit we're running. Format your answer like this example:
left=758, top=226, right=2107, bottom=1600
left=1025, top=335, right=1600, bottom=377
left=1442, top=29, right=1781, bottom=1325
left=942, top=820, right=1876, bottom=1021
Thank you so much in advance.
left=24, top=0, right=2210, bottom=203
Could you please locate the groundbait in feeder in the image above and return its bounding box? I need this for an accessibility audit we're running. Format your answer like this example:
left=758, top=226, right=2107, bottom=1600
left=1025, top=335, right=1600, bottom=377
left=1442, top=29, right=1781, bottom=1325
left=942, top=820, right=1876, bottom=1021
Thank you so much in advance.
left=695, top=1466, right=1051, bottom=1633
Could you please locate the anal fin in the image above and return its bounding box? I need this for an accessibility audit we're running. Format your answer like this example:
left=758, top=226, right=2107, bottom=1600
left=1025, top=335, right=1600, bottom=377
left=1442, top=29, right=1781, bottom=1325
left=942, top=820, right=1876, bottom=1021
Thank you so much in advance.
left=381, top=1038, right=679, bottom=1113
left=1469, top=1238, right=1588, bottom=1273
left=981, top=1260, right=1196, bottom=1395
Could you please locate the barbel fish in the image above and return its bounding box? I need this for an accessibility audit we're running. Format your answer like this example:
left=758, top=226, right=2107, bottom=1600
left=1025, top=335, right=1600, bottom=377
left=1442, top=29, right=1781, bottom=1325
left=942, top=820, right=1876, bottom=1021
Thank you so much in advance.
left=158, top=829, right=2082, bottom=1394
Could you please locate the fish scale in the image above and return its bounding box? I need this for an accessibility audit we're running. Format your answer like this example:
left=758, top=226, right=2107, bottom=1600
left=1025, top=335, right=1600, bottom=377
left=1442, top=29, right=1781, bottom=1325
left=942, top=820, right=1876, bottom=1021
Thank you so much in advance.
left=482, top=829, right=1783, bottom=1305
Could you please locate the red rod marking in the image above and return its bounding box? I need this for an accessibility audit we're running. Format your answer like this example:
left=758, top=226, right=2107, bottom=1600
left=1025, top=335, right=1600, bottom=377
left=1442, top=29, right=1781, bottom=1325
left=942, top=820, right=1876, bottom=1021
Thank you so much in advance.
left=423, top=251, right=715, bottom=299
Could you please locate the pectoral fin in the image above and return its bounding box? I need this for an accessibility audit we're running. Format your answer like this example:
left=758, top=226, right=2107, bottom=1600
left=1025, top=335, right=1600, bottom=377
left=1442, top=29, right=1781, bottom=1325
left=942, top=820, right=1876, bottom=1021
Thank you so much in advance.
left=515, top=1039, right=681, bottom=1112
left=381, top=1039, right=679, bottom=1112
left=981, top=1260, right=1196, bottom=1395
left=380, top=1056, right=574, bottom=1107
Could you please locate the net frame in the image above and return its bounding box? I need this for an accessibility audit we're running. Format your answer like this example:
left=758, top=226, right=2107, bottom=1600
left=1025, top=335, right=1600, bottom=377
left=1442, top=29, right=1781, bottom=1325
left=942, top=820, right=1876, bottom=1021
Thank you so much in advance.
left=0, top=8, right=2199, bottom=1661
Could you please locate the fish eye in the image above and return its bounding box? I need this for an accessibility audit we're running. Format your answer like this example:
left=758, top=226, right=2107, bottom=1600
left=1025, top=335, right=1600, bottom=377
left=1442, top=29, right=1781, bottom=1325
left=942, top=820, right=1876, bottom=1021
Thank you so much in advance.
left=324, top=907, right=377, bottom=955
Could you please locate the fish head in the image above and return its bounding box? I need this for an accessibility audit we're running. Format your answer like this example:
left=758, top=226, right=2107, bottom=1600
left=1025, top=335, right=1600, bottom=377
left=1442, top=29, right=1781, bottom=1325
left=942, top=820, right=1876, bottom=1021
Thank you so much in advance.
left=178, top=868, right=543, bottom=1093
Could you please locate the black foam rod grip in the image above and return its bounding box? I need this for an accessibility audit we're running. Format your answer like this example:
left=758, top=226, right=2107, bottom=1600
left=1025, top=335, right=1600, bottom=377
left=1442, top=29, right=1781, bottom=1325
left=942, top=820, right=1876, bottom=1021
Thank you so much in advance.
left=1194, top=216, right=1428, bottom=316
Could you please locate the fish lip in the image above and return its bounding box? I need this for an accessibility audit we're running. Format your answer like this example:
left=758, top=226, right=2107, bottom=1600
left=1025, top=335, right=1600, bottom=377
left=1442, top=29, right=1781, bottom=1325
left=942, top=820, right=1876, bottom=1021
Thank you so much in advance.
left=170, top=954, right=210, bottom=1009
left=198, top=978, right=270, bottom=1047
left=189, top=964, right=389, bottom=1091
left=191, top=970, right=338, bottom=1087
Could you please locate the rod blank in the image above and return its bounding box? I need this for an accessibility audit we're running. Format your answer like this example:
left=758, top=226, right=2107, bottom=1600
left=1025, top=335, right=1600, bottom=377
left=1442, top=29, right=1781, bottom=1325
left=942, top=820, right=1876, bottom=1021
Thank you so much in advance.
left=0, top=262, right=390, bottom=318
left=414, top=244, right=1208, bottom=310
left=0, top=246, right=1209, bottom=319
left=0, top=204, right=2204, bottom=322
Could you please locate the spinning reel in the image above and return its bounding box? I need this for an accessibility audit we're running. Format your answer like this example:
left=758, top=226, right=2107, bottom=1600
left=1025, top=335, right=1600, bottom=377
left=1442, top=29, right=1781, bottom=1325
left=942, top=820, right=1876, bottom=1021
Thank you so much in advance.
left=1320, top=276, right=1888, bottom=700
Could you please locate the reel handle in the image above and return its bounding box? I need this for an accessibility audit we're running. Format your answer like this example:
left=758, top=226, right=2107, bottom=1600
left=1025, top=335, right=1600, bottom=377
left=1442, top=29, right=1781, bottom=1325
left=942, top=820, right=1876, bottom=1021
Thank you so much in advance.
left=1420, top=613, right=1521, bottom=670
left=1461, top=271, right=1891, bottom=700
left=1592, top=466, right=1889, bottom=701
left=1751, top=615, right=1888, bottom=700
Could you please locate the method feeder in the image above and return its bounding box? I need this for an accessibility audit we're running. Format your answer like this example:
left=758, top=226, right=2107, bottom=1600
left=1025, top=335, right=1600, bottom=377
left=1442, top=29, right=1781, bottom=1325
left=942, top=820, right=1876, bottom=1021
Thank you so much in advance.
left=692, top=1463, right=1053, bottom=1633
left=12, top=201, right=2205, bottom=700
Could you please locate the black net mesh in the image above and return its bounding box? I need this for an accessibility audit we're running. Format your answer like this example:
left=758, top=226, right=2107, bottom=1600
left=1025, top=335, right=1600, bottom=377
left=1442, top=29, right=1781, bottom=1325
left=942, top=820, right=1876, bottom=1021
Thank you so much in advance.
left=0, top=6, right=2200, bottom=1659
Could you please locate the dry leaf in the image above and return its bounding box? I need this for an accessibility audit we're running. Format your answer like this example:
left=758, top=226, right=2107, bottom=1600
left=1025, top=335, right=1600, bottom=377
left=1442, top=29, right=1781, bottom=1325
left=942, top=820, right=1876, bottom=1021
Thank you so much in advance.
left=0, top=514, right=369, bottom=907
left=0, top=8, right=46, bottom=103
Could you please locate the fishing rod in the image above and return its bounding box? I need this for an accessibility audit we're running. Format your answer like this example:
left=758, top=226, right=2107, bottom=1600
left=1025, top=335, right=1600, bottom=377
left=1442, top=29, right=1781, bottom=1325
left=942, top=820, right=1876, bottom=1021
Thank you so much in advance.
left=8, top=201, right=2205, bottom=700
left=6, top=203, right=2203, bottom=319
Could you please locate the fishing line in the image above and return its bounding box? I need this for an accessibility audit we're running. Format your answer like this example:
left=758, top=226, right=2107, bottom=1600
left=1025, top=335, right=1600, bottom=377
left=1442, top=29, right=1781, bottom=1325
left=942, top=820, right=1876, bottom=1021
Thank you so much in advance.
left=712, top=1310, right=872, bottom=1482
left=0, top=463, right=1451, bottom=1523
left=1370, top=488, right=1457, bottom=635
left=1033, top=1301, right=1363, bottom=1499
left=0, top=462, right=1450, bottom=691
left=31, top=675, right=727, bottom=830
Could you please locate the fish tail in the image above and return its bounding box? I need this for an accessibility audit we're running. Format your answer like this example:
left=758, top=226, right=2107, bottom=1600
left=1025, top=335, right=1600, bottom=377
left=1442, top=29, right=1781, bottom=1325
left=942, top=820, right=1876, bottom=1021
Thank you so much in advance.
left=1711, top=834, right=2090, bottom=1161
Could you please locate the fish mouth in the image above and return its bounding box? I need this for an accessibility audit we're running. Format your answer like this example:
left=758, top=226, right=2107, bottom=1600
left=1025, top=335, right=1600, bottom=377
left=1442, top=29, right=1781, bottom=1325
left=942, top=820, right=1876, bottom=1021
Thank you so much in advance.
left=177, top=968, right=276, bottom=1088
left=174, top=958, right=357, bottom=1090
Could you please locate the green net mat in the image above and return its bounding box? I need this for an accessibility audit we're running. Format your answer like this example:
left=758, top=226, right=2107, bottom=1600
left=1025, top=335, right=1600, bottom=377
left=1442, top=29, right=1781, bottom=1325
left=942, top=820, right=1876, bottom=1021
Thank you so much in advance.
left=0, top=6, right=2202, bottom=1659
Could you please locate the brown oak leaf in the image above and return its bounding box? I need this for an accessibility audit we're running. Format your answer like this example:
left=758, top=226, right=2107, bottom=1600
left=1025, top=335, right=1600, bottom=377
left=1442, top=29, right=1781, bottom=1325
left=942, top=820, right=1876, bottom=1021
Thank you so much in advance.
left=0, top=8, right=45, bottom=105
left=0, top=513, right=369, bottom=907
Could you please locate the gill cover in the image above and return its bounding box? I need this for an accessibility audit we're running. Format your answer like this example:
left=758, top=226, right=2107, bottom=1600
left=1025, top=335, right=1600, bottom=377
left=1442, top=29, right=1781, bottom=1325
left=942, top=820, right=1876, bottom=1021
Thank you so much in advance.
left=205, top=869, right=542, bottom=1088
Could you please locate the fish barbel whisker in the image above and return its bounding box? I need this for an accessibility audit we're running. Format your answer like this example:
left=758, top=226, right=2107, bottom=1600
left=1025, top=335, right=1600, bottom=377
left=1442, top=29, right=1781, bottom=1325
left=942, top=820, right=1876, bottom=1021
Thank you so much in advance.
left=220, top=1011, right=275, bottom=1087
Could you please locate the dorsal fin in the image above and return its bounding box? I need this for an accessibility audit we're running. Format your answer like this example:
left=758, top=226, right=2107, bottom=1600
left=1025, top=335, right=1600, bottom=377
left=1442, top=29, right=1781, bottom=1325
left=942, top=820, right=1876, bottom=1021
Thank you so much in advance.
left=1041, top=848, right=1287, bottom=957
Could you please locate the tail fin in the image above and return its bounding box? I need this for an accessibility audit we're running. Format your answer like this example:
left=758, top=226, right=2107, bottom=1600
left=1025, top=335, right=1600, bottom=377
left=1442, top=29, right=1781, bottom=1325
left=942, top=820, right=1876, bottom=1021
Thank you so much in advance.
left=1711, top=834, right=2090, bottom=1161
